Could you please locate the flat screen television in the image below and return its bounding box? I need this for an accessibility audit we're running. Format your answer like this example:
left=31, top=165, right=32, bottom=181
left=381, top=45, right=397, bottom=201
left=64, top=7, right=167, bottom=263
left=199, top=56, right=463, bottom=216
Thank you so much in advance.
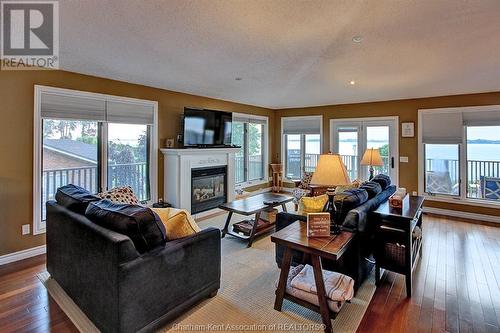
left=183, top=108, right=233, bottom=147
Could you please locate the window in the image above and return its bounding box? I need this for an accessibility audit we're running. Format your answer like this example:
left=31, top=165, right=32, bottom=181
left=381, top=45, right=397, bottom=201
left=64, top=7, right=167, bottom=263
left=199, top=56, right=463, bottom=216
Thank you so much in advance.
left=34, top=86, right=158, bottom=234
left=424, top=144, right=460, bottom=196
left=107, top=124, right=150, bottom=201
left=466, top=126, right=500, bottom=201
left=232, top=114, right=268, bottom=185
left=282, top=116, right=322, bottom=179
left=419, top=106, right=500, bottom=205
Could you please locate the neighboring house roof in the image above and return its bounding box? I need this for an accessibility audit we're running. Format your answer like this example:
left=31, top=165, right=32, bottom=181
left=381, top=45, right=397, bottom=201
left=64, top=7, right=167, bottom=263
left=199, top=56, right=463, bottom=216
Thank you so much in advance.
left=43, top=139, right=97, bottom=163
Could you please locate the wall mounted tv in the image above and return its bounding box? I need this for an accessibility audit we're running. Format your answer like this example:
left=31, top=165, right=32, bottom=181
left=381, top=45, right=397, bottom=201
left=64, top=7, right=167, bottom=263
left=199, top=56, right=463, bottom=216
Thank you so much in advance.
left=183, top=108, right=233, bottom=147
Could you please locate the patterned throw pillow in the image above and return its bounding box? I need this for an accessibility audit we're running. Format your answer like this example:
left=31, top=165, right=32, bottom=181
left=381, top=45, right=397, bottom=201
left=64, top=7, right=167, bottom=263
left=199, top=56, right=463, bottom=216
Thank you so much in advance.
left=334, top=179, right=362, bottom=194
left=98, top=186, right=139, bottom=205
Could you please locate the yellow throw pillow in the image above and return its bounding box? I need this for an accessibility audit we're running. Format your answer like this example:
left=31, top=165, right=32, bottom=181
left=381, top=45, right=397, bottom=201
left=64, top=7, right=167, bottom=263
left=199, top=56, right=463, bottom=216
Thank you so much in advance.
left=152, top=208, right=201, bottom=241
left=298, top=194, right=328, bottom=216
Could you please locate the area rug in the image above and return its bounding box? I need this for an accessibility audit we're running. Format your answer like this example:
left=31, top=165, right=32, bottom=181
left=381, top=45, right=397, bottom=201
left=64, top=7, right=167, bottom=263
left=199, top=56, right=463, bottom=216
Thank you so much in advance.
left=37, top=207, right=375, bottom=332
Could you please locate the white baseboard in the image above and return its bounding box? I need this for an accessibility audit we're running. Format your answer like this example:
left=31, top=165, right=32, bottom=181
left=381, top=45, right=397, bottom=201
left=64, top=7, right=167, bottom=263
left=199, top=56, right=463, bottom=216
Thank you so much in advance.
left=424, top=207, right=500, bottom=224
left=0, top=245, right=46, bottom=266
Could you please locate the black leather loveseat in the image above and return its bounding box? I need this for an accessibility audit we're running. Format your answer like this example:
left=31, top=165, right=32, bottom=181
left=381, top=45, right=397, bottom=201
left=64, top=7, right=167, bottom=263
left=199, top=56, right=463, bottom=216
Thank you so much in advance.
left=275, top=175, right=396, bottom=290
left=46, top=185, right=221, bottom=333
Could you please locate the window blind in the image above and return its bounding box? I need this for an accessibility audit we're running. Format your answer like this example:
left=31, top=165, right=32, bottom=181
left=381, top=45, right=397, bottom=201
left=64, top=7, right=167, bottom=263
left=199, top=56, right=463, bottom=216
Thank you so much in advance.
left=40, top=91, right=155, bottom=125
left=106, top=101, right=154, bottom=125
left=463, top=110, right=500, bottom=126
left=233, top=114, right=267, bottom=125
left=41, top=93, right=106, bottom=121
left=421, top=112, right=463, bottom=144
left=282, top=116, right=321, bottom=135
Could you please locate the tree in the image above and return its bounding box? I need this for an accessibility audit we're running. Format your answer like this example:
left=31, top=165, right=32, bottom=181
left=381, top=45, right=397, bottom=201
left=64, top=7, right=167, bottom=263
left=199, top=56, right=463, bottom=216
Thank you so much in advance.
left=56, top=121, right=77, bottom=139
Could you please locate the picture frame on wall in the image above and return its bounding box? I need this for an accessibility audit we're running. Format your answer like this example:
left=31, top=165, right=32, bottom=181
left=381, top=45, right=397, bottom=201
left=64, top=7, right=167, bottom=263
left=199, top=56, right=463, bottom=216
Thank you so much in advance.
left=401, top=122, right=415, bottom=137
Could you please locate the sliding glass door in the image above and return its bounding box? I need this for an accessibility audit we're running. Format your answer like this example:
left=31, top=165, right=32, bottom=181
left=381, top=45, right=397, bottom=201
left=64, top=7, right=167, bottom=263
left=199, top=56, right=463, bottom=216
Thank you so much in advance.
left=331, top=118, right=398, bottom=182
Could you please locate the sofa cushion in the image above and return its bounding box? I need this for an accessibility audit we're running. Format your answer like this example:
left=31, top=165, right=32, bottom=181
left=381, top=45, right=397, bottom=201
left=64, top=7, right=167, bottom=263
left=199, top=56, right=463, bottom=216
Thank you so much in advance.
left=334, top=188, right=369, bottom=224
left=334, top=179, right=362, bottom=194
left=98, top=186, right=139, bottom=205
left=55, top=184, right=100, bottom=215
left=298, top=194, right=328, bottom=215
left=359, top=181, right=382, bottom=199
left=85, top=200, right=167, bottom=253
left=371, top=174, right=391, bottom=190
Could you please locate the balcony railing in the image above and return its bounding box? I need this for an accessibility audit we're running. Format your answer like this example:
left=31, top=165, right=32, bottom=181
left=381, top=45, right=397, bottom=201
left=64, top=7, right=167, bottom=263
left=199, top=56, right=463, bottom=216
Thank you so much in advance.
left=42, top=162, right=148, bottom=219
left=425, top=158, right=500, bottom=199
left=235, top=155, right=264, bottom=184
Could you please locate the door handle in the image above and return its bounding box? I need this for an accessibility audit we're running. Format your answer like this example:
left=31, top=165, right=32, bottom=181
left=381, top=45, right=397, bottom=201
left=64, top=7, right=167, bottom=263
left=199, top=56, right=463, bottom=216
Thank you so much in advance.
left=391, top=157, right=395, bottom=168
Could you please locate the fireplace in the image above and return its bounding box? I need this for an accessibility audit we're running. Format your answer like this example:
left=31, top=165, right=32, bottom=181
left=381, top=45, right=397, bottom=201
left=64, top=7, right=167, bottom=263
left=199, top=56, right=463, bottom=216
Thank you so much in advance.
left=191, top=166, right=227, bottom=214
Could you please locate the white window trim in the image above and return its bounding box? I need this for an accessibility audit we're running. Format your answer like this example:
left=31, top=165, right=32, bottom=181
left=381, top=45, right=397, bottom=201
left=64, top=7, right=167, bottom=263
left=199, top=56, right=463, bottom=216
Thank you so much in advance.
left=418, top=105, right=500, bottom=210
left=33, top=85, right=158, bottom=235
left=232, top=112, right=269, bottom=189
left=281, top=115, right=323, bottom=181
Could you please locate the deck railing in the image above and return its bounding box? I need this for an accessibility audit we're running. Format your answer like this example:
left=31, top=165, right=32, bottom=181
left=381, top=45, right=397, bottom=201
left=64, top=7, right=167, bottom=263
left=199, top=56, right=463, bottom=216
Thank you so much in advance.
left=42, top=163, right=148, bottom=218
left=235, top=155, right=264, bottom=184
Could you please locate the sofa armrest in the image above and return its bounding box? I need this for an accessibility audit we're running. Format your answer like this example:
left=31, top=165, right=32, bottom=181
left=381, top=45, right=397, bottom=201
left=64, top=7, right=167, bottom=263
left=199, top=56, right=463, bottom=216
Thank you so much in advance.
left=117, top=227, right=221, bottom=332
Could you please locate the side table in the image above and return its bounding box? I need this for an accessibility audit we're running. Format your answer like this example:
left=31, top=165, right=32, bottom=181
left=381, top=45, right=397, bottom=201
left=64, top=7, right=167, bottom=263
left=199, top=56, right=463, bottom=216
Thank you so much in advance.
left=372, top=195, right=424, bottom=297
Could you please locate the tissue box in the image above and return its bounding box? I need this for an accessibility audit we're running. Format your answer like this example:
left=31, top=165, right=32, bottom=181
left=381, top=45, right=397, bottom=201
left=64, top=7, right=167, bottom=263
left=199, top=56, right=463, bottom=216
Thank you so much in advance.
left=389, top=193, right=409, bottom=209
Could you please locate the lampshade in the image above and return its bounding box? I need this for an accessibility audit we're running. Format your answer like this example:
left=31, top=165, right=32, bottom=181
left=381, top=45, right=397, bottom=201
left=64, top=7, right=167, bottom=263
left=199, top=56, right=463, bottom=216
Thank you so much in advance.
left=360, top=148, right=384, bottom=167
left=310, top=153, right=350, bottom=187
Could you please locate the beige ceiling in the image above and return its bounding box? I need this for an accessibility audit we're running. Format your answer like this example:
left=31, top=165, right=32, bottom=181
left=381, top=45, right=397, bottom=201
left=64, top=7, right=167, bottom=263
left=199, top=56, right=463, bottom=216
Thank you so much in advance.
left=60, top=0, right=500, bottom=109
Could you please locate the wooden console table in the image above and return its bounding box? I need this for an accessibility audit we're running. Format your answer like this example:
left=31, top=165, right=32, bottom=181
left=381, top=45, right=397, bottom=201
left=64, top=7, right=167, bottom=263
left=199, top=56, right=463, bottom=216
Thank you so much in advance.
left=271, top=222, right=355, bottom=333
left=372, top=195, right=424, bottom=297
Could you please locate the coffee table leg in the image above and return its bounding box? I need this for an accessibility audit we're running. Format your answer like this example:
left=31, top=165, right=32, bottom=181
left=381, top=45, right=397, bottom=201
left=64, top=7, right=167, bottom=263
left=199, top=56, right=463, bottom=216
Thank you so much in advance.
left=221, top=212, right=233, bottom=238
left=311, top=255, right=333, bottom=333
left=274, top=247, right=292, bottom=311
left=281, top=203, right=287, bottom=213
left=247, top=212, right=261, bottom=248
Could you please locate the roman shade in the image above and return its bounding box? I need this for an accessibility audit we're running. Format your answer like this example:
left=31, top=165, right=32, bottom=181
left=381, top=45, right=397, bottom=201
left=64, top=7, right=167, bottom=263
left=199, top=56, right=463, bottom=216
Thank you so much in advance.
left=282, top=116, right=322, bottom=135
left=40, top=91, right=155, bottom=125
left=106, top=100, right=155, bottom=125
left=232, top=114, right=267, bottom=125
left=421, top=111, right=463, bottom=144
left=41, top=92, right=106, bottom=121
left=462, top=109, right=500, bottom=126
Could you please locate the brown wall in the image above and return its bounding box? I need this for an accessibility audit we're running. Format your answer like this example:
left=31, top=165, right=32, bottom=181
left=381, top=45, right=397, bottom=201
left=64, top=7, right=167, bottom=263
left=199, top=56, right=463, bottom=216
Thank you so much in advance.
left=274, top=92, right=500, bottom=217
left=0, top=70, right=274, bottom=256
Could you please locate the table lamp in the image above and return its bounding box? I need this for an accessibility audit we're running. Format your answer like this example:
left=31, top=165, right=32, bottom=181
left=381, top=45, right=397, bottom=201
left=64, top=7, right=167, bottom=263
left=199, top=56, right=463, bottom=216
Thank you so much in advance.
left=360, top=148, right=384, bottom=180
left=310, top=153, right=350, bottom=234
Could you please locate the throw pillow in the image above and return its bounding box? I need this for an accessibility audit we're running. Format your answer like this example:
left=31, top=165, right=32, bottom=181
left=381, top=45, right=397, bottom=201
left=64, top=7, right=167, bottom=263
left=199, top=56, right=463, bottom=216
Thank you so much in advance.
left=333, top=188, right=369, bottom=224
left=298, top=194, right=328, bottom=216
left=55, top=184, right=100, bottom=215
left=371, top=174, right=391, bottom=190
left=85, top=200, right=167, bottom=254
left=359, top=181, right=382, bottom=199
left=152, top=208, right=201, bottom=241
left=334, top=179, right=362, bottom=194
left=98, top=186, right=139, bottom=205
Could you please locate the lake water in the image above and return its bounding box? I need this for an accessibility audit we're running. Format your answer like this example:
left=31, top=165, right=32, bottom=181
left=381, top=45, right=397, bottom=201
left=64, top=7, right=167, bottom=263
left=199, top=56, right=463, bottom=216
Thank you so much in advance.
left=426, top=143, right=500, bottom=161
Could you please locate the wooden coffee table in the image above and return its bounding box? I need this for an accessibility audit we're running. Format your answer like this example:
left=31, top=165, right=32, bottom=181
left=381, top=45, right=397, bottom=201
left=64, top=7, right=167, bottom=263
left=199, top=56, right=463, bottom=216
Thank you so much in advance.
left=219, top=193, right=293, bottom=247
left=271, top=222, right=355, bottom=333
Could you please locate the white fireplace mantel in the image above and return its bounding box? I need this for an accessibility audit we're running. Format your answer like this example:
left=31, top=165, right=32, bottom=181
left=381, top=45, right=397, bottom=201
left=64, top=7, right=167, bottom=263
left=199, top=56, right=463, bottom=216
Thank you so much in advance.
left=160, top=148, right=240, bottom=213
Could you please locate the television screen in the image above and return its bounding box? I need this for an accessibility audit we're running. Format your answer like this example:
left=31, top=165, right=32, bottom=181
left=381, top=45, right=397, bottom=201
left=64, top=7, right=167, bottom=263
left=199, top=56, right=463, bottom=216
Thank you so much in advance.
left=183, top=108, right=232, bottom=147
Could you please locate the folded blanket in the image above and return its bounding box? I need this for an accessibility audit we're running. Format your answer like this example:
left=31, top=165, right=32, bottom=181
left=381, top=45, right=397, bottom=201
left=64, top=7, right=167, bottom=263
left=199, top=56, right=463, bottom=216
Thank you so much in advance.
left=290, top=264, right=354, bottom=302
left=274, top=265, right=343, bottom=313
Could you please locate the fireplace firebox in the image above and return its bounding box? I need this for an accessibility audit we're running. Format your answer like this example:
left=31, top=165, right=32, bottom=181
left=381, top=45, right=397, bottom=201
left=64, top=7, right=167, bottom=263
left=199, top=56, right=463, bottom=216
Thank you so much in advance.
left=191, top=166, right=227, bottom=214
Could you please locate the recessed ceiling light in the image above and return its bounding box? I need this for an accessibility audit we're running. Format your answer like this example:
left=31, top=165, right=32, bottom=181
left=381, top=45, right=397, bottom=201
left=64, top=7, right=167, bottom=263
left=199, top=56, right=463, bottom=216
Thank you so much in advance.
left=235, top=77, right=242, bottom=81
left=349, top=80, right=356, bottom=85
left=352, top=36, right=363, bottom=43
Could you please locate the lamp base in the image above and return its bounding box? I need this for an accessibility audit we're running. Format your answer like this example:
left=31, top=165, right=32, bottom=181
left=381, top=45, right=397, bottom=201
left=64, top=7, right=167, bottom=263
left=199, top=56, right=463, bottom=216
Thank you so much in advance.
left=326, top=188, right=341, bottom=235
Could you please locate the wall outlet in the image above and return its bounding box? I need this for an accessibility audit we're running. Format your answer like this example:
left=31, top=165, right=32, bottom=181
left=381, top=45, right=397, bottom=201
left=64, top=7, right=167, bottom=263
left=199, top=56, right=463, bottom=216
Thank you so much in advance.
left=22, top=224, right=30, bottom=235
left=412, top=191, right=418, bottom=196
left=399, top=156, right=409, bottom=163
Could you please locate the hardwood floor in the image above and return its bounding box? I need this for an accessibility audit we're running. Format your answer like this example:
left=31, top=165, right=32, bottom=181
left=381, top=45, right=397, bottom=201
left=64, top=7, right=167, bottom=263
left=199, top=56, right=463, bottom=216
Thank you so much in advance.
left=0, top=214, right=498, bottom=332
left=358, top=215, right=500, bottom=333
